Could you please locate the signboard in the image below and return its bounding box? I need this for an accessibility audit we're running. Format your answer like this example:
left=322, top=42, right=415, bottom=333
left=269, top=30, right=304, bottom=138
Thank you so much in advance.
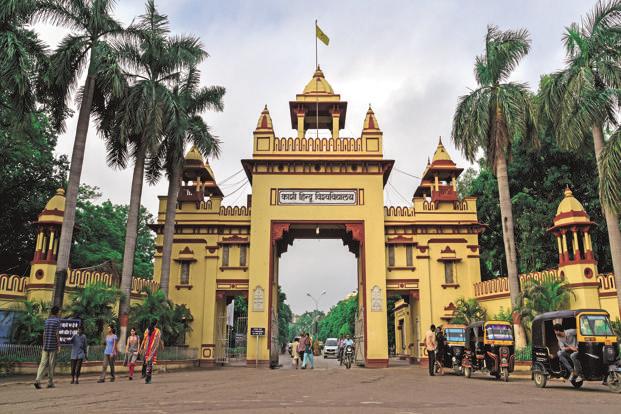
left=277, top=189, right=357, bottom=205
left=59, top=318, right=81, bottom=345
left=250, top=327, right=266, bottom=336
left=252, top=286, right=264, bottom=312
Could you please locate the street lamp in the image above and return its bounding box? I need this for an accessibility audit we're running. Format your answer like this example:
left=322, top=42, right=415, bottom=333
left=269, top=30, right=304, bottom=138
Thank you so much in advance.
left=306, top=290, right=326, bottom=336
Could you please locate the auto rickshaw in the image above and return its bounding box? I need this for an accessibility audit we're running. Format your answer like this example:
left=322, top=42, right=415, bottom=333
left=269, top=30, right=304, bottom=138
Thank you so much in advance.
left=462, top=320, right=515, bottom=382
left=530, top=309, right=621, bottom=393
left=438, top=324, right=466, bottom=375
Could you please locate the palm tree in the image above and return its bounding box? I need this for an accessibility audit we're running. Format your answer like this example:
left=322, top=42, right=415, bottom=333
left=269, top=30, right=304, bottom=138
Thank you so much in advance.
left=450, top=297, right=487, bottom=326
left=515, top=279, right=573, bottom=339
left=111, top=0, right=207, bottom=344
left=35, top=0, right=124, bottom=308
left=538, top=0, right=621, bottom=316
left=153, top=66, right=224, bottom=297
left=66, top=282, right=120, bottom=344
left=0, top=0, right=47, bottom=121
left=451, top=26, right=537, bottom=346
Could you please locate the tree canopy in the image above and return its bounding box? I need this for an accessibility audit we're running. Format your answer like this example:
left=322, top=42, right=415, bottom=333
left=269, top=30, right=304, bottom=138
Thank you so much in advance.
left=71, top=186, right=155, bottom=278
left=0, top=109, right=67, bottom=275
left=459, top=131, right=613, bottom=279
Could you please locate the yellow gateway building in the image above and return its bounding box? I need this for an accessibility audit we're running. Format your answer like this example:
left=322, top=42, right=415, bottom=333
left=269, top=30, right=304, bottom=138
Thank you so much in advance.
left=150, top=68, right=487, bottom=368
left=2, top=67, right=617, bottom=366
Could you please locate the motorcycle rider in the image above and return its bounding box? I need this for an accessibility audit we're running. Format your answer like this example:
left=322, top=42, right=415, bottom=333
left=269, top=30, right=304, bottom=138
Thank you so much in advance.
left=342, top=335, right=355, bottom=366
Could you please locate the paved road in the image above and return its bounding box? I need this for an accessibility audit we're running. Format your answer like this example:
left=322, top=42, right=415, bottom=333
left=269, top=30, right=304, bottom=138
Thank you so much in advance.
left=1, top=356, right=619, bottom=413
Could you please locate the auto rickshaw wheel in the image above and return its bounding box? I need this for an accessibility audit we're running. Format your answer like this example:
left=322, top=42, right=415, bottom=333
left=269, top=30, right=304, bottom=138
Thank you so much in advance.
left=570, top=378, right=584, bottom=389
left=464, top=367, right=472, bottom=378
left=501, top=367, right=509, bottom=382
left=607, top=372, right=621, bottom=393
left=453, top=366, right=462, bottom=376
left=533, top=371, right=547, bottom=388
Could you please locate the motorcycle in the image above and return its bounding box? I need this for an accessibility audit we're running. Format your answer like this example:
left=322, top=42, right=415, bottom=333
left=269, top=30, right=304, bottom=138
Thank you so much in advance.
left=344, top=344, right=354, bottom=369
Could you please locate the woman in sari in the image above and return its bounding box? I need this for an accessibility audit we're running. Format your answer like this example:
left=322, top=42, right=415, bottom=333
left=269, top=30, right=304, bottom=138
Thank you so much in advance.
left=140, top=320, right=162, bottom=384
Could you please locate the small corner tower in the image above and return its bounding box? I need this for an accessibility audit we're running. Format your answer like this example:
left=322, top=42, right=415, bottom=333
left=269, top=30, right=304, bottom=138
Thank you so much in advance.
left=253, top=105, right=275, bottom=154
left=29, top=188, right=65, bottom=300
left=413, top=137, right=464, bottom=202
left=548, top=187, right=599, bottom=308
left=361, top=105, right=383, bottom=154
left=178, top=146, right=223, bottom=210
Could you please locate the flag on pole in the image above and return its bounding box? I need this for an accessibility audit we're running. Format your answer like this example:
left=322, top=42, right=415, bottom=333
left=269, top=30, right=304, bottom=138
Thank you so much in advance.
left=316, top=23, right=330, bottom=46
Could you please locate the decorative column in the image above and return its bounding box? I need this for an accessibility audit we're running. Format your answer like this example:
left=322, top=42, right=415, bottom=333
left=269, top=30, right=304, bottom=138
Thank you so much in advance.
left=556, top=233, right=563, bottom=263
left=561, top=231, right=569, bottom=263
left=572, top=228, right=580, bottom=261
left=434, top=175, right=439, bottom=192
left=46, top=230, right=55, bottom=262
left=296, top=106, right=305, bottom=138
left=330, top=106, right=340, bottom=138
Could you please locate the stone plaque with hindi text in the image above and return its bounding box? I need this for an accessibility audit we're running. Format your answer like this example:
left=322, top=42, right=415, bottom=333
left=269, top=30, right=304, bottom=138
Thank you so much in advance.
left=277, top=189, right=357, bottom=205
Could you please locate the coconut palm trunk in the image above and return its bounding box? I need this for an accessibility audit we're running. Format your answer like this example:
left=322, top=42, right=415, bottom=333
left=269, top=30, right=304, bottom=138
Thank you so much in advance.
left=159, top=162, right=182, bottom=297
left=495, top=149, right=526, bottom=347
left=53, top=64, right=96, bottom=308
left=592, top=125, right=621, bottom=316
left=118, top=143, right=147, bottom=345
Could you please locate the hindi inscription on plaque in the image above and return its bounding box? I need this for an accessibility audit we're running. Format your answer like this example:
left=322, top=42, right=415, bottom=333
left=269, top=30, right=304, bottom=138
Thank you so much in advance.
left=277, top=189, right=357, bottom=205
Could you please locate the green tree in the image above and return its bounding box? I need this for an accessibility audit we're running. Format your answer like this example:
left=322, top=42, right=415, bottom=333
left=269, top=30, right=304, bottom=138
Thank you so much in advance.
left=111, top=1, right=206, bottom=340
left=153, top=66, right=224, bottom=297
left=71, top=187, right=155, bottom=278
left=37, top=0, right=125, bottom=308
left=317, top=294, right=357, bottom=342
left=0, top=110, right=67, bottom=275
left=10, top=300, right=49, bottom=345
left=278, top=288, right=293, bottom=347
left=452, top=25, right=537, bottom=320
left=0, top=0, right=47, bottom=121
left=129, top=289, right=193, bottom=347
left=450, top=297, right=487, bottom=326
left=289, top=310, right=325, bottom=339
left=460, top=132, right=611, bottom=278
left=538, top=0, right=621, bottom=314
left=515, top=279, right=573, bottom=332
left=65, top=282, right=120, bottom=345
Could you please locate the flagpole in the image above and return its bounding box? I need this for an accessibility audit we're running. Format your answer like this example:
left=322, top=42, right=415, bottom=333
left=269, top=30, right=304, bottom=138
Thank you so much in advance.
left=315, top=19, right=319, bottom=139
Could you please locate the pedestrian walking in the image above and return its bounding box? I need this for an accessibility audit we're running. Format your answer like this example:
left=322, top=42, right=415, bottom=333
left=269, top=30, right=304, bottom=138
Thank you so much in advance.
left=70, top=325, right=87, bottom=384
left=141, top=320, right=162, bottom=384
left=290, top=337, right=300, bottom=369
left=125, top=327, right=140, bottom=380
left=98, top=324, right=117, bottom=383
left=302, top=333, right=314, bottom=369
left=34, top=305, right=61, bottom=389
left=296, top=332, right=306, bottom=369
left=425, top=324, right=437, bottom=376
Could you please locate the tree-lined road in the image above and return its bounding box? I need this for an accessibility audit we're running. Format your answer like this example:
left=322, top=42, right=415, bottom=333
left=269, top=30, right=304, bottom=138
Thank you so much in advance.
left=1, top=361, right=619, bottom=413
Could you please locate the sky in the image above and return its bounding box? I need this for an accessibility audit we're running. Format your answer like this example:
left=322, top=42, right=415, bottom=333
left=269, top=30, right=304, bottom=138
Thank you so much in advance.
left=35, top=0, right=592, bottom=314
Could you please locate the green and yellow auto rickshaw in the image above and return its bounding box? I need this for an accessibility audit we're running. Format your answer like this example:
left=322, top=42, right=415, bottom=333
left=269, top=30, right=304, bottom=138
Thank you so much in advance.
left=462, top=320, right=515, bottom=381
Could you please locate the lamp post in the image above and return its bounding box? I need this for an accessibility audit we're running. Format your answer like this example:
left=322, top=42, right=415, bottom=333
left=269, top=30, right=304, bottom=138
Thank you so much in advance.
left=306, top=290, right=326, bottom=336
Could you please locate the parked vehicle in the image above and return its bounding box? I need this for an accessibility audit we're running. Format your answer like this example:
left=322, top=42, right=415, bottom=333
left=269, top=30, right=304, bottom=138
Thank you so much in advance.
left=462, top=320, right=515, bottom=382
left=530, top=309, right=621, bottom=393
left=343, top=344, right=354, bottom=369
left=323, top=338, right=338, bottom=359
left=441, top=324, right=467, bottom=375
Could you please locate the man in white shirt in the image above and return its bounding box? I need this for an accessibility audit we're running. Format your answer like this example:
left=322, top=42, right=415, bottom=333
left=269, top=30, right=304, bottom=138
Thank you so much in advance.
left=424, top=324, right=437, bottom=376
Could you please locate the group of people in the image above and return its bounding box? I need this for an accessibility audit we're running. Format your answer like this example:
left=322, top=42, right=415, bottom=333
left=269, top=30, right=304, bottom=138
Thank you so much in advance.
left=289, top=333, right=355, bottom=369
left=33, top=305, right=163, bottom=389
left=290, top=332, right=316, bottom=369
left=424, top=324, right=447, bottom=376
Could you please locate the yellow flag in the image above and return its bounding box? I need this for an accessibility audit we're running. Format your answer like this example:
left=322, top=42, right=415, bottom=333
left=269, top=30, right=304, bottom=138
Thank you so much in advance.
left=316, top=23, right=330, bottom=46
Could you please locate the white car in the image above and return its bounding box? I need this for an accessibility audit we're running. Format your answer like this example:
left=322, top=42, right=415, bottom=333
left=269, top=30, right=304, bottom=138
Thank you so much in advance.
left=323, top=338, right=339, bottom=358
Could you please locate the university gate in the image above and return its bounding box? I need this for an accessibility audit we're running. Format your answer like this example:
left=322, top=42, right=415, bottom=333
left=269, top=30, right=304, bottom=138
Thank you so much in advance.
left=151, top=67, right=486, bottom=368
